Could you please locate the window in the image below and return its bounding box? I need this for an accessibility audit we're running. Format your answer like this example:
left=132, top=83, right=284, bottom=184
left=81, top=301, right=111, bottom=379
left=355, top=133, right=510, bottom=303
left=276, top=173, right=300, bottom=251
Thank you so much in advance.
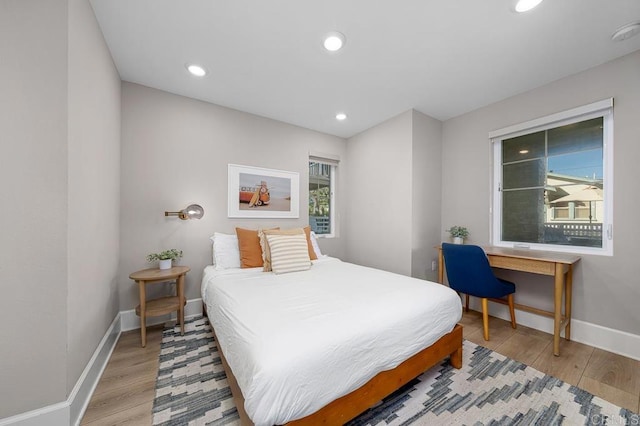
left=309, top=157, right=337, bottom=236
left=491, top=99, right=613, bottom=255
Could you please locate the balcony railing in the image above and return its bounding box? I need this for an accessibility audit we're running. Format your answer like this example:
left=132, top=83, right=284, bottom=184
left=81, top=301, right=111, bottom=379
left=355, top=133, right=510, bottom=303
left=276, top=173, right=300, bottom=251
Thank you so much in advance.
left=310, top=215, right=330, bottom=234
left=544, top=222, right=602, bottom=247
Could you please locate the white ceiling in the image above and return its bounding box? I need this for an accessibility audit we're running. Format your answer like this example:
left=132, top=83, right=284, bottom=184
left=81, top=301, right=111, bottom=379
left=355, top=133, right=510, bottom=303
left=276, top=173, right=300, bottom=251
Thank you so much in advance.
left=90, top=0, right=640, bottom=138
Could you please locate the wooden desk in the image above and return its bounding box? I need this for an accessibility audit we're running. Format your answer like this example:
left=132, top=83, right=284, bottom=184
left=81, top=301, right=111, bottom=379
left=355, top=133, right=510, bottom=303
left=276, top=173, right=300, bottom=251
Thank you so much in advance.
left=129, top=266, right=190, bottom=347
left=437, top=246, right=580, bottom=356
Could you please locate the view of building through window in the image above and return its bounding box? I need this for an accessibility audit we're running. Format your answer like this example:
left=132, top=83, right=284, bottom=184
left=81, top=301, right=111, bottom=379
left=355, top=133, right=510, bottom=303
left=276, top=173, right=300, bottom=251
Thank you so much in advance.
left=501, top=117, right=604, bottom=248
left=309, top=161, right=333, bottom=235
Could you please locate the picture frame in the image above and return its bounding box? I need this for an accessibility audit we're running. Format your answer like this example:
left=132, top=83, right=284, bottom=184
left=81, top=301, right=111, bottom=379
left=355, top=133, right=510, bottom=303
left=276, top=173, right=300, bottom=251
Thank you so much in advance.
left=228, top=164, right=300, bottom=218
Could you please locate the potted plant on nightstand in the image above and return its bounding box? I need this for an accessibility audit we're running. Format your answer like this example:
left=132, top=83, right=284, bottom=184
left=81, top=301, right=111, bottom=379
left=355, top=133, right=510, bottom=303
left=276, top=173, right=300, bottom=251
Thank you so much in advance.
left=147, top=249, right=183, bottom=270
left=446, top=226, right=469, bottom=245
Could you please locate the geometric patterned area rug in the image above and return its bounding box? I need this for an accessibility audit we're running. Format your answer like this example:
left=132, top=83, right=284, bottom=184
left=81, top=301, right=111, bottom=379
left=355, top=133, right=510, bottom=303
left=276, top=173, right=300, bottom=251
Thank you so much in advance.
left=152, top=316, right=639, bottom=426
left=152, top=316, right=239, bottom=425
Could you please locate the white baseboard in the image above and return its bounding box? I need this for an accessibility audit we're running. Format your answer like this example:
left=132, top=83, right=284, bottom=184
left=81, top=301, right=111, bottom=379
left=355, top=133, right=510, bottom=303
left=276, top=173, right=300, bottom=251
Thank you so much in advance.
left=71, top=314, right=121, bottom=425
left=0, top=402, right=69, bottom=426
left=0, top=299, right=203, bottom=426
left=0, top=314, right=121, bottom=426
left=469, top=299, right=640, bottom=361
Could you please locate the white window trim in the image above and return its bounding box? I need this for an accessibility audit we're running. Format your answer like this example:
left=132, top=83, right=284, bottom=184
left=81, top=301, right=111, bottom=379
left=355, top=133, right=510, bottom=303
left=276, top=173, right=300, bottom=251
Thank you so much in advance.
left=490, top=99, right=614, bottom=256
left=309, top=155, right=338, bottom=238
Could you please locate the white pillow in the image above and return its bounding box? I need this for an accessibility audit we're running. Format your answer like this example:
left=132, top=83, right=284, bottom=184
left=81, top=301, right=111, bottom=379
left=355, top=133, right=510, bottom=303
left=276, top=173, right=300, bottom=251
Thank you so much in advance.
left=310, top=231, right=323, bottom=257
left=210, top=232, right=241, bottom=270
left=266, top=233, right=311, bottom=274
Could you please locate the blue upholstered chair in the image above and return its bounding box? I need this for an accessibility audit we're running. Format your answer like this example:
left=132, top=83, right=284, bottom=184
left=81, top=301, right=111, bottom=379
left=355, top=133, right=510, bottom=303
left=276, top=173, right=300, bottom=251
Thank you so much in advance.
left=441, top=243, right=516, bottom=340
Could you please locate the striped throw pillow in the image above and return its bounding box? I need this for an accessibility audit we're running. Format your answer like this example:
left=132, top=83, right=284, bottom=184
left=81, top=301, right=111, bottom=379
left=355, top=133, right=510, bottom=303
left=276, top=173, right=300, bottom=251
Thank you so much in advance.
left=265, top=233, right=311, bottom=274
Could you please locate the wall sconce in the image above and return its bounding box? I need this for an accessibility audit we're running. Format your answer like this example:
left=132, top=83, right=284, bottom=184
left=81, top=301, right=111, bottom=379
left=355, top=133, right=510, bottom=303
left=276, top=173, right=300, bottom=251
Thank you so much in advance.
left=165, top=204, right=205, bottom=220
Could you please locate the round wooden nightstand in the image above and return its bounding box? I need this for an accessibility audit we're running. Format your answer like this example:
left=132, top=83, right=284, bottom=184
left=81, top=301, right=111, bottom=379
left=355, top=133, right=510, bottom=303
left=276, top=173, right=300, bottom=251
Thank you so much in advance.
left=129, top=265, right=190, bottom=347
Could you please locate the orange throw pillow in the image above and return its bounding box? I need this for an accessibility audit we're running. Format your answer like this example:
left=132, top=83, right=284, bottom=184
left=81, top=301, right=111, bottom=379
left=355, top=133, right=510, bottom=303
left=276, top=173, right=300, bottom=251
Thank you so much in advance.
left=236, top=227, right=278, bottom=268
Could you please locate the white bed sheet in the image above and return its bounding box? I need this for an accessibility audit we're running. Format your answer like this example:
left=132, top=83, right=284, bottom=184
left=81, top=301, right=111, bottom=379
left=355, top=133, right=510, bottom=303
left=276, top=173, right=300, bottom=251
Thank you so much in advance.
left=201, top=257, right=462, bottom=426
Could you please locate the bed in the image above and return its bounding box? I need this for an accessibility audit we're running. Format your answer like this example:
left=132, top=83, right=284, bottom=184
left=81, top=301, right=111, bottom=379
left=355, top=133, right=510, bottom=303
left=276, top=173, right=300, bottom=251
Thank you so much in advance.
left=201, top=256, right=463, bottom=425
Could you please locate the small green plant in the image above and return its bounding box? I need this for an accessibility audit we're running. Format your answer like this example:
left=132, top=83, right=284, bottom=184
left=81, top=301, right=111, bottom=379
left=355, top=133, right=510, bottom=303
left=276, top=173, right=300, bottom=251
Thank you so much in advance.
left=446, top=226, right=469, bottom=238
left=146, top=249, right=183, bottom=263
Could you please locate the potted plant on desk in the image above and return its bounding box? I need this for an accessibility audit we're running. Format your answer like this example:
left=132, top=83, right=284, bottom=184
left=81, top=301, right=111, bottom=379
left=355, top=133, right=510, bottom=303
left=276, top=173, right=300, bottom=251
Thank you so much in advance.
left=147, top=249, right=183, bottom=270
left=446, top=226, right=469, bottom=244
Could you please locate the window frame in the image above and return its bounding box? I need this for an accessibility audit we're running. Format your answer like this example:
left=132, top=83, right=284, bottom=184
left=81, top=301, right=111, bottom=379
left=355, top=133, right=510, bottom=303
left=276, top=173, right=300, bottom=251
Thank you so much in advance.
left=308, top=157, right=337, bottom=238
left=490, top=99, right=614, bottom=256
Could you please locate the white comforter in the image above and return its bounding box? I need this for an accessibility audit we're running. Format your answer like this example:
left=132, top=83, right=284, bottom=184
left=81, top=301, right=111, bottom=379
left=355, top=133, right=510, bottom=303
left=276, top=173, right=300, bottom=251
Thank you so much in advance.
left=201, top=257, right=462, bottom=425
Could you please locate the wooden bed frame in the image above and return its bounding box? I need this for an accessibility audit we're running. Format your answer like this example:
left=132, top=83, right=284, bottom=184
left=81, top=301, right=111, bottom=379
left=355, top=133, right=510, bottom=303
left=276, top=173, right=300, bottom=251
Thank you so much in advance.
left=206, top=302, right=463, bottom=426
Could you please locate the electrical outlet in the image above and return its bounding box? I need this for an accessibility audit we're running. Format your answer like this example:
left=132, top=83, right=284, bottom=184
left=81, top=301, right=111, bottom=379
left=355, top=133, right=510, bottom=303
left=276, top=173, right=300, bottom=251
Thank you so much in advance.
left=431, top=260, right=437, bottom=271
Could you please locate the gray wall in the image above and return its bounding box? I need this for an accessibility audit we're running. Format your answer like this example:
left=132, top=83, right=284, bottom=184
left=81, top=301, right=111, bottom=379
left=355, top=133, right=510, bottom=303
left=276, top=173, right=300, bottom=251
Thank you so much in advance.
left=67, top=0, right=121, bottom=395
left=119, top=83, right=347, bottom=310
left=0, top=0, right=121, bottom=418
left=345, top=111, right=413, bottom=275
left=345, top=110, right=443, bottom=280
left=0, top=0, right=69, bottom=417
left=441, top=50, right=640, bottom=335
left=411, top=110, right=443, bottom=282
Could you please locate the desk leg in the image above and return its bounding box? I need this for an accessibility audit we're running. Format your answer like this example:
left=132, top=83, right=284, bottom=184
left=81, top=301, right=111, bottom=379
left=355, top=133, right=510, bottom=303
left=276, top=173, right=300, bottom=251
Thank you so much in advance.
left=553, top=263, right=563, bottom=356
left=565, top=265, right=573, bottom=341
left=178, top=274, right=185, bottom=336
left=438, top=249, right=444, bottom=284
left=138, top=281, right=147, bottom=348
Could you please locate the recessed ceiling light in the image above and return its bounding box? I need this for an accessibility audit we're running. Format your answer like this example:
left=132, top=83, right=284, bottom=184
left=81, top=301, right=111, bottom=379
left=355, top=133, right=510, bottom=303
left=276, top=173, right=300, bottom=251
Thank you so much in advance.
left=323, top=32, right=346, bottom=52
left=611, top=22, right=640, bottom=42
left=336, top=112, right=347, bottom=121
left=186, top=64, right=207, bottom=77
left=519, top=150, right=529, bottom=154
left=514, top=0, right=543, bottom=13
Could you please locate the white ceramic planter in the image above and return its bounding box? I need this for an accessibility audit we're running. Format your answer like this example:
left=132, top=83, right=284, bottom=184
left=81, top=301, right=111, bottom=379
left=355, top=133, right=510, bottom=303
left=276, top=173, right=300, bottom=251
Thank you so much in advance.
left=453, top=237, right=464, bottom=245
left=158, top=259, right=172, bottom=270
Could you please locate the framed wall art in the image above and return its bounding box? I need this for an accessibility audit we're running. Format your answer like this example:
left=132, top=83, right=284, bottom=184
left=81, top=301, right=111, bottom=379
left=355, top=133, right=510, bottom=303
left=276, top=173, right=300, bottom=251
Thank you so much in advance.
left=227, top=164, right=300, bottom=218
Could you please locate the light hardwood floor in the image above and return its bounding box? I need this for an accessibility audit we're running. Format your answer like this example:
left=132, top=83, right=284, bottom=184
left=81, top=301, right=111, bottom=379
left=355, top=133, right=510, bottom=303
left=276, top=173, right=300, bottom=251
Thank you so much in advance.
left=81, top=311, right=640, bottom=425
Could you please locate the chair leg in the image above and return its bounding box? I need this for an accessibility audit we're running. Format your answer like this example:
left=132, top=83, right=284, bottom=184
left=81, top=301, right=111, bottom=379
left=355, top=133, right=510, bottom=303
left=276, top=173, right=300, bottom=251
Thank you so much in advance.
left=508, top=293, right=517, bottom=329
left=465, top=294, right=470, bottom=312
left=481, top=298, right=490, bottom=341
